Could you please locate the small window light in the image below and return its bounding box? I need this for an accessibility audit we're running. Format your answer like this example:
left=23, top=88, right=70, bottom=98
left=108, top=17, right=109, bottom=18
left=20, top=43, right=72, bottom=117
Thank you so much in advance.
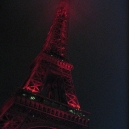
left=22, top=94, right=26, bottom=96
left=30, top=96, right=35, bottom=100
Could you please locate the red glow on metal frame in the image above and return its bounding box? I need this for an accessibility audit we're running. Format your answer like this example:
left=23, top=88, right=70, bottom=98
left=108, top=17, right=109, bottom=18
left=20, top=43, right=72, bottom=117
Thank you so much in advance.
left=22, top=0, right=80, bottom=110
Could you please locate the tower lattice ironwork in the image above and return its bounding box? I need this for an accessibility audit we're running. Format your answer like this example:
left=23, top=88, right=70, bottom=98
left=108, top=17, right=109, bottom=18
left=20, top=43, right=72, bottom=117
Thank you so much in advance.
left=0, top=0, right=90, bottom=128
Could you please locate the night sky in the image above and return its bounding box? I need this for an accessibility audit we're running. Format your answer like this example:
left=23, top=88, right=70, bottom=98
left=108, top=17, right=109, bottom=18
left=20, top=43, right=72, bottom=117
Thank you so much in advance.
left=0, top=0, right=128, bottom=129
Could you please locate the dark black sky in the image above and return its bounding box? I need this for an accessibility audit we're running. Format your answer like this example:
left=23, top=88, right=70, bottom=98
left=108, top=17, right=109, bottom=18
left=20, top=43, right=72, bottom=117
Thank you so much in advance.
left=0, top=0, right=128, bottom=129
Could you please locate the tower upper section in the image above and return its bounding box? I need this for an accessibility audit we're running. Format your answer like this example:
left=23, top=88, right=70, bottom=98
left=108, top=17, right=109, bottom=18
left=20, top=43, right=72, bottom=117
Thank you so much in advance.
left=22, top=0, right=81, bottom=109
left=42, top=0, right=70, bottom=61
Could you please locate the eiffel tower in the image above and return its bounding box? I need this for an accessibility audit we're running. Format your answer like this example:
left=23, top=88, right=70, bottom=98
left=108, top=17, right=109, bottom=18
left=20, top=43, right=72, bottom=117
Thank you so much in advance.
left=0, top=0, right=90, bottom=128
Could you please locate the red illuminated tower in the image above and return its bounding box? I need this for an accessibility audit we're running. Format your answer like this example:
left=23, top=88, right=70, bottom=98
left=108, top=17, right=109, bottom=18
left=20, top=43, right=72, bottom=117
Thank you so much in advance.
left=0, top=0, right=90, bottom=128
